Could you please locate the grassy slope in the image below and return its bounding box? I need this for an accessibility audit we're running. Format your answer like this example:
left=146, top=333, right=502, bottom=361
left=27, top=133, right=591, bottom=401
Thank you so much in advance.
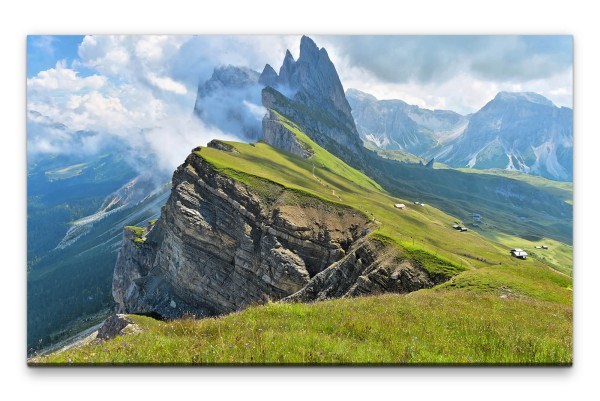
left=365, top=147, right=573, bottom=274
left=450, top=167, right=573, bottom=275
left=31, top=291, right=571, bottom=365
left=33, top=114, right=573, bottom=364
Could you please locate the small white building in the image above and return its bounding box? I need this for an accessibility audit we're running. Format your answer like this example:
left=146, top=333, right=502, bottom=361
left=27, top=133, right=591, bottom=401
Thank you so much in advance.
left=394, top=203, right=406, bottom=210
left=511, top=248, right=528, bottom=260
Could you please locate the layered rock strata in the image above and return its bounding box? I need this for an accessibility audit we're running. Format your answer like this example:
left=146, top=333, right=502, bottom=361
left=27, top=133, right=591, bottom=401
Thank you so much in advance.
left=114, top=151, right=372, bottom=318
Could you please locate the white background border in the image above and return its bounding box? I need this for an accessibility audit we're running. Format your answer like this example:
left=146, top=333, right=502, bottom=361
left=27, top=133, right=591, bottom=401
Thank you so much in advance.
left=3, top=1, right=596, bottom=399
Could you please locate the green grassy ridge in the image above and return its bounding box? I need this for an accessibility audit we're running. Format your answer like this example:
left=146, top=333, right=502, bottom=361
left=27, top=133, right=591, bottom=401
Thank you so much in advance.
left=436, top=263, right=572, bottom=305
left=197, top=140, right=516, bottom=272
left=272, top=110, right=384, bottom=193
left=31, top=291, right=571, bottom=365
left=202, top=163, right=367, bottom=218
left=371, top=232, right=468, bottom=279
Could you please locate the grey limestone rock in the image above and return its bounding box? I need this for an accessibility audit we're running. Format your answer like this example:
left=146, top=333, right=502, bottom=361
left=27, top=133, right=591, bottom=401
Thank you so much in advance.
left=97, top=315, right=133, bottom=340
left=284, top=237, right=438, bottom=303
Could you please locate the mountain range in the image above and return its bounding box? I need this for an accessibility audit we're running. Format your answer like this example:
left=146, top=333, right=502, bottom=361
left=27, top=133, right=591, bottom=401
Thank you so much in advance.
left=347, top=88, right=572, bottom=181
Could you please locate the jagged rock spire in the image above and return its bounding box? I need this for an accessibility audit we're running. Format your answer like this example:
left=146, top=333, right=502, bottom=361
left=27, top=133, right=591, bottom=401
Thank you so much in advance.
left=259, top=64, right=278, bottom=87
left=278, top=50, right=296, bottom=84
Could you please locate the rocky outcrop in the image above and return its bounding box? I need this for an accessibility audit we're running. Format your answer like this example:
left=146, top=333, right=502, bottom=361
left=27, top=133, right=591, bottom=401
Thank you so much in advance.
left=113, top=150, right=374, bottom=319
left=206, top=139, right=238, bottom=153
left=284, top=237, right=438, bottom=302
left=112, top=224, right=159, bottom=311
left=261, top=89, right=313, bottom=159
left=97, top=315, right=134, bottom=340
left=262, top=109, right=313, bottom=159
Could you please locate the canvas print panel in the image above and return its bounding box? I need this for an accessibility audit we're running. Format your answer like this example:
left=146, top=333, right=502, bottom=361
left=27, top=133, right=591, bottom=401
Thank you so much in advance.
left=27, top=35, right=573, bottom=365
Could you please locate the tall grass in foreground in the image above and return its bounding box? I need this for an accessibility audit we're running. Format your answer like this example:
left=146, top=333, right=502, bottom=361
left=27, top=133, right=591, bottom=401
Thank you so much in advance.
left=32, top=291, right=571, bottom=365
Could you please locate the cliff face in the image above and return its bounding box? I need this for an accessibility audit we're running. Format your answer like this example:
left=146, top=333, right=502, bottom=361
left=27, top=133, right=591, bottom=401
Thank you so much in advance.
left=112, top=145, right=453, bottom=319
left=113, top=149, right=378, bottom=318
left=284, top=237, right=441, bottom=303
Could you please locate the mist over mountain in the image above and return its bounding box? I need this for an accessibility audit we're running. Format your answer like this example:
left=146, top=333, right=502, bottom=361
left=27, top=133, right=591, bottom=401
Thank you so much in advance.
left=193, top=65, right=264, bottom=141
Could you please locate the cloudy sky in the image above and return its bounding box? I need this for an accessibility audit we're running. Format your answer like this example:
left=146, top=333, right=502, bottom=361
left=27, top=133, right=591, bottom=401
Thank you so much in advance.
left=27, top=34, right=572, bottom=171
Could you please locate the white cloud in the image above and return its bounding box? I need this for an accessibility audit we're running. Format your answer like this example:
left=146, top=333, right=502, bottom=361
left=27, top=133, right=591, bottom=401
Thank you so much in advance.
left=147, top=73, right=187, bottom=94
left=27, top=35, right=301, bottom=174
left=317, top=35, right=573, bottom=114
left=27, top=61, right=105, bottom=91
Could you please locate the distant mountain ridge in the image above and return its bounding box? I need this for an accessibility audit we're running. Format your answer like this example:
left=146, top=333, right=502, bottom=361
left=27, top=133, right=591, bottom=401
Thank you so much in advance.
left=432, top=91, right=572, bottom=181
left=346, top=88, right=468, bottom=155
left=348, top=88, right=572, bottom=181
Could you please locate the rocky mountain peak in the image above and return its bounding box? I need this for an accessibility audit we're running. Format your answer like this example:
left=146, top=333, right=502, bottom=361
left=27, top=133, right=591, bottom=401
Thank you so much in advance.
left=437, top=90, right=572, bottom=180
left=299, top=35, right=320, bottom=62
left=279, top=50, right=296, bottom=84
left=492, top=91, right=555, bottom=108
left=194, top=64, right=263, bottom=141
left=198, top=65, right=259, bottom=97
left=260, top=36, right=365, bottom=158
left=259, top=64, right=279, bottom=87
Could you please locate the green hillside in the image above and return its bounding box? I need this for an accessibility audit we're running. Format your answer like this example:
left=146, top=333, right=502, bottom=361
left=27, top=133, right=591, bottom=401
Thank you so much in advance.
left=31, top=291, right=571, bottom=365
left=32, top=114, right=572, bottom=365
left=454, top=167, right=573, bottom=204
